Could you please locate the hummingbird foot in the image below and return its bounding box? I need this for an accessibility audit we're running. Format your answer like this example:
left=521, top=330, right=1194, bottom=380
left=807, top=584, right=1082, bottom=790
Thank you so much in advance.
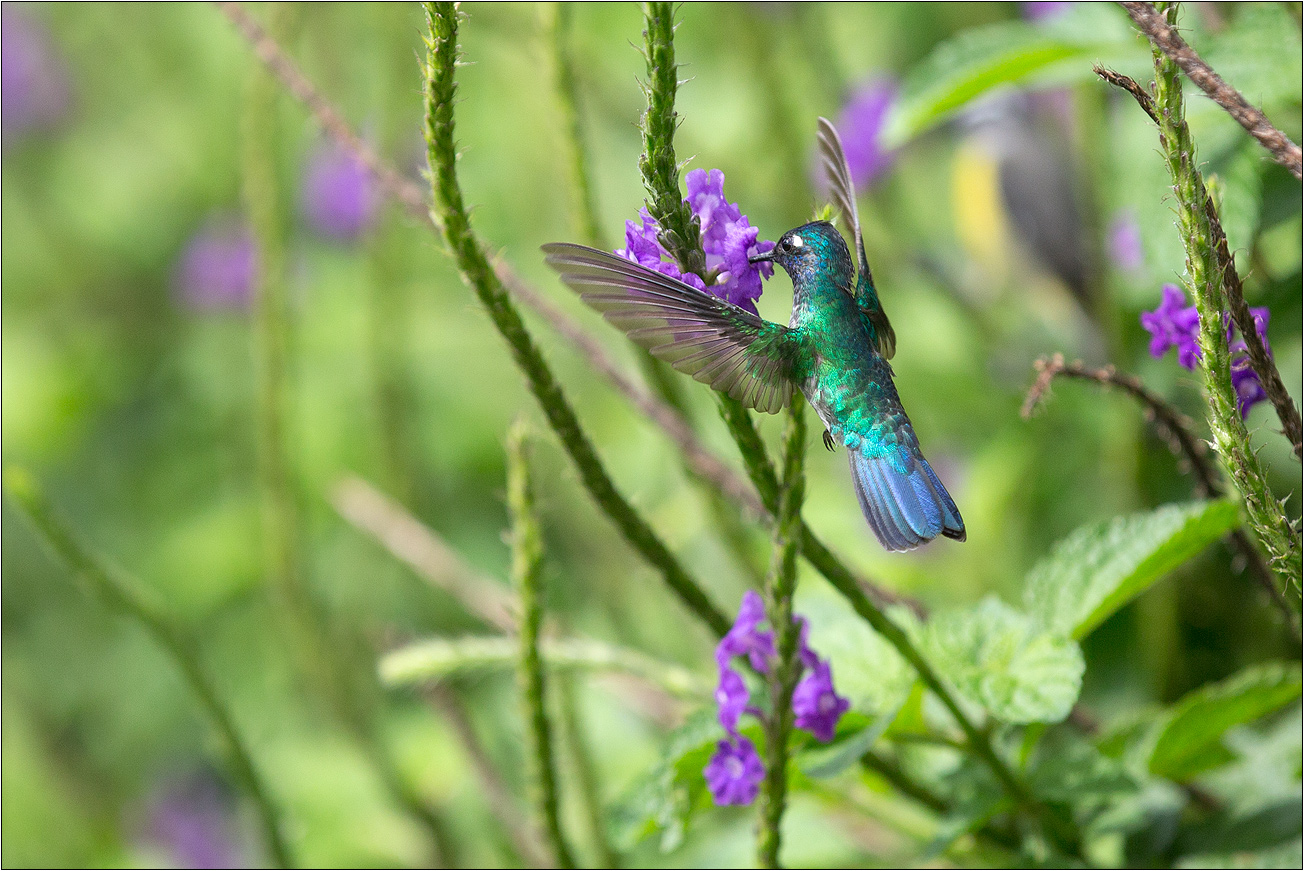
left=822, top=429, right=836, bottom=452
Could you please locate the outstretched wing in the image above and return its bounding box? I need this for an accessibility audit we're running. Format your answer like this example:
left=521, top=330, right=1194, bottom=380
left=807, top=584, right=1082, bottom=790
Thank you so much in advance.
left=816, top=117, right=896, bottom=360
left=542, top=243, right=798, bottom=414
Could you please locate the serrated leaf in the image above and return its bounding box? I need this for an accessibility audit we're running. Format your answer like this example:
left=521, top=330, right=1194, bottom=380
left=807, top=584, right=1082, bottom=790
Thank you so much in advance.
left=1024, top=500, right=1242, bottom=640
left=1149, top=661, right=1302, bottom=781
left=918, top=597, right=1084, bottom=724
left=882, top=13, right=1138, bottom=147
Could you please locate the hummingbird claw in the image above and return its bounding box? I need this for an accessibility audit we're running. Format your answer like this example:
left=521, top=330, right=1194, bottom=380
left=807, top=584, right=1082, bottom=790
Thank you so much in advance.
left=823, top=429, right=836, bottom=452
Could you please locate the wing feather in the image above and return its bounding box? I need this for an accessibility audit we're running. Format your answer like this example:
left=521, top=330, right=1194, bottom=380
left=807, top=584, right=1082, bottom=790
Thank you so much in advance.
left=817, top=117, right=897, bottom=360
left=542, top=243, right=798, bottom=413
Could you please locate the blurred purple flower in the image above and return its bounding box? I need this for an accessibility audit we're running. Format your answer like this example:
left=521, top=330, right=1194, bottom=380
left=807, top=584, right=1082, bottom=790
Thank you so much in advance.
left=614, top=168, right=774, bottom=314
left=1023, top=2, right=1072, bottom=22
left=174, top=217, right=258, bottom=312
left=1, top=6, right=71, bottom=142
left=1109, top=211, right=1145, bottom=273
left=1141, top=283, right=1201, bottom=370
left=704, top=735, right=765, bottom=806
left=143, top=772, right=243, bottom=869
left=1141, top=284, right=1273, bottom=419
left=835, top=79, right=898, bottom=189
left=301, top=141, right=378, bottom=241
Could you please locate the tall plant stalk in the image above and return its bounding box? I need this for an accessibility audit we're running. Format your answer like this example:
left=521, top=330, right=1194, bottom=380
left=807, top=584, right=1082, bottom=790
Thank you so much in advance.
left=1148, top=2, right=1301, bottom=594
left=756, top=398, right=807, bottom=868
left=507, top=422, right=577, bottom=868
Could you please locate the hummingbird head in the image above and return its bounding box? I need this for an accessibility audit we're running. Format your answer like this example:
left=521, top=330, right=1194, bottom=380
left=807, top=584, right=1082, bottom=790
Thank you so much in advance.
left=749, top=221, right=853, bottom=287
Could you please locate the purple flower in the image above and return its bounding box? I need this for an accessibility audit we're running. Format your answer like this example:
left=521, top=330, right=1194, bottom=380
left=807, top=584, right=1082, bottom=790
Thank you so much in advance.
left=706, top=592, right=849, bottom=806
left=1109, top=211, right=1145, bottom=273
left=715, top=665, right=749, bottom=735
left=1231, top=354, right=1268, bottom=419
left=1228, top=307, right=1272, bottom=419
left=1141, top=285, right=1275, bottom=420
left=835, top=79, right=898, bottom=188
left=792, top=661, right=851, bottom=742
left=614, top=169, right=773, bottom=314
left=301, top=141, right=378, bottom=241
left=716, top=589, right=775, bottom=673
left=704, top=735, right=765, bottom=806
left=174, top=217, right=258, bottom=312
left=1, top=7, right=71, bottom=142
left=143, top=772, right=244, bottom=869
left=1141, top=283, right=1201, bottom=370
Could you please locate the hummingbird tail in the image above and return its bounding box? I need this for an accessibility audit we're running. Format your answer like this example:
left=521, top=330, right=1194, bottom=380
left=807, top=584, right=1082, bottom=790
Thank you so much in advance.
left=848, top=448, right=966, bottom=552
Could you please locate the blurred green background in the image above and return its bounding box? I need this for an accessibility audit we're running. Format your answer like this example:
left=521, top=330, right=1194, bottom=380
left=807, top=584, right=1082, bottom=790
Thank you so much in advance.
left=3, top=2, right=1300, bottom=867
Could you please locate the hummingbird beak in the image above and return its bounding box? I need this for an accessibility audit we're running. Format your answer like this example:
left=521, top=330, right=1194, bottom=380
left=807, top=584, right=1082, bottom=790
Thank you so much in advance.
left=748, top=250, right=774, bottom=264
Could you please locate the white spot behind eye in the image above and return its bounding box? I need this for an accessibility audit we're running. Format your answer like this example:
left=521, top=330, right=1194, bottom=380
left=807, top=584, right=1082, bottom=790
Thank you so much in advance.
left=790, top=235, right=804, bottom=248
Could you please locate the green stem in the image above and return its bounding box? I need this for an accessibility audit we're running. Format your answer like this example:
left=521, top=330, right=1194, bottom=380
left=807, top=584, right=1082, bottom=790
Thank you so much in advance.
left=546, top=2, right=605, bottom=251
left=1150, top=2, right=1301, bottom=595
left=243, top=1, right=317, bottom=687
left=639, top=1, right=707, bottom=280
left=380, top=636, right=711, bottom=700
left=422, top=1, right=731, bottom=638
left=757, top=397, right=807, bottom=868
left=507, top=421, right=576, bottom=868
left=4, top=468, right=294, bottom=869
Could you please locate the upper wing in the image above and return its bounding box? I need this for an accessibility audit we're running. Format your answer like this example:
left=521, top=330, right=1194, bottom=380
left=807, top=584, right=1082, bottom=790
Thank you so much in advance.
left=542, top=243, right=798, bottom=414
left=816, top=117, right=896, bottom=360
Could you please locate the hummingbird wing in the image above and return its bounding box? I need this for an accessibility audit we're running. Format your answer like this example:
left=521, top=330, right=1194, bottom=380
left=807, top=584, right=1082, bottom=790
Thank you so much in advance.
left=542, top=243, right=799, bottom=414
left=816, top=117, right=897, bottom=360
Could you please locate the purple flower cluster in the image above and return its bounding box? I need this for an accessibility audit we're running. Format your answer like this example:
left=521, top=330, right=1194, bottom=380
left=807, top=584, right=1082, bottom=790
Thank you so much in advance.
left=1, top=6, right=71, bottom=142
left=1108, top=211, right=1145, bottom=274
left=143, top=772, right=244, bottom=869
left=174, top=216, right=258, bottom=312
left=835, top=79, right=898, bottom=189
left=615, top=168, right=774, bottom=315
left=1141, top=283, right=1273, bottom=418
left=301, top=141, right=378, bottom=242
left=704, top=591, right=850, bottom=806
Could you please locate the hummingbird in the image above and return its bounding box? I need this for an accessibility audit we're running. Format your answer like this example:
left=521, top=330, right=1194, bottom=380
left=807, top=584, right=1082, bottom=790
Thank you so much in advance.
left=541, top=119, right=964, bottom=552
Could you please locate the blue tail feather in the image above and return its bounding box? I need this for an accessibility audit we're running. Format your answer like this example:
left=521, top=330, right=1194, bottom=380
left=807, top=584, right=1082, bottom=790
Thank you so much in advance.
left=848, top=448, right=966, bottom=552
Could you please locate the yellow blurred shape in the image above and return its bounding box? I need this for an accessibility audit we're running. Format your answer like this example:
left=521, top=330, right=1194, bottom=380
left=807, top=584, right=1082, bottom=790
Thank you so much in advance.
left=951, top=142, right=1011, bottom=287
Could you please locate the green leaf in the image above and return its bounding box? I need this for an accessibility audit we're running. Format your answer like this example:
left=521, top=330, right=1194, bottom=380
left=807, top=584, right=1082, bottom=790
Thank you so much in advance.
left=1149, top=661, right=1302, bottom=781
left=1028, top=732, right=1139, bottom=807
left=882, top=11, right=1138, bottom=147
left=1024, top=500, right=1242, bottom=640
left=917, top=597, right=1084, bottom=724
